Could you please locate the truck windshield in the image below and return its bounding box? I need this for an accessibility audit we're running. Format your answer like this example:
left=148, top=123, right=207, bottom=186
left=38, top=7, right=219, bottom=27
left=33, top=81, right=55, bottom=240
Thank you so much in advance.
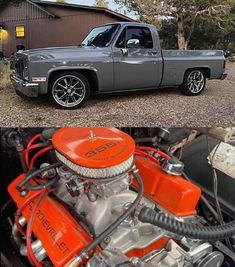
left=81, top=24, right=119, bottom=47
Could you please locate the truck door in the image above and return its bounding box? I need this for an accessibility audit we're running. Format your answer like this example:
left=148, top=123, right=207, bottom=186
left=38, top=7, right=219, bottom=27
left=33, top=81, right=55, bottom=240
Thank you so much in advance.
left=112, top=26, right=162, bottom=90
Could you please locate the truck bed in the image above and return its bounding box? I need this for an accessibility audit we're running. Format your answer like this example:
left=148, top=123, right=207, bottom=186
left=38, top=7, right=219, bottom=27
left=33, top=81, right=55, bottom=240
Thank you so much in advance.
left=161, top=50, right=225, bottom=87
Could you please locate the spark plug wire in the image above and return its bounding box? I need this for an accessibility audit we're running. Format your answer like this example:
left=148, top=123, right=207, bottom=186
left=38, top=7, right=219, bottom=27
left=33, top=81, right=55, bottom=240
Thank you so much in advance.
left=134, top=150, right=160, bottom=165
left=136, top=146, right=170, bottom=159
left=25, top=143, right=43, bottom=169
left=27, top=134, right=41, bottom=149
left=24, top=145, right=54, bottom=185
left=134, top=145, right=171, bottom=166
left=29, top=146, right=53, bottom=169
left=25, top=133, right=42, bottom=169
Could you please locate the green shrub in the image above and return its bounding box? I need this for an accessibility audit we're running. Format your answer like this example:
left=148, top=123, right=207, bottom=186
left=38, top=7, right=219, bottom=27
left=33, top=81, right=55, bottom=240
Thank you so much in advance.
left=0, top=60, right=12, bottom=90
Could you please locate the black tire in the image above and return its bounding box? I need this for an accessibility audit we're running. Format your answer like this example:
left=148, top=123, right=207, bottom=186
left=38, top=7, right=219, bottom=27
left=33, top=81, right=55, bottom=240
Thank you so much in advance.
left=49, top=71, right=90, bottom=109
left=181, top=69, right=206, bottom=96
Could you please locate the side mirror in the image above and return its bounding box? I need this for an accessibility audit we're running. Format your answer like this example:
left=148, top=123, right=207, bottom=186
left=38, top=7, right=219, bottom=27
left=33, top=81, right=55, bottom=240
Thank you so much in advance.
left=127, top=39, right=140, bottom=49
left=224, top=50, right=231, bottom=58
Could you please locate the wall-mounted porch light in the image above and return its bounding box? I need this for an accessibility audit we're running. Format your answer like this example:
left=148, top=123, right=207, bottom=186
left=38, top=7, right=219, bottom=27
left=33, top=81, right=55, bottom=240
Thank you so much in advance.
left=0, top=24, right=6, bottom=30
left=0, top=25, right=7, bottom=35
left=0, top=25, right=7, bottom=33
left=0, top=24, right=7, bottom=53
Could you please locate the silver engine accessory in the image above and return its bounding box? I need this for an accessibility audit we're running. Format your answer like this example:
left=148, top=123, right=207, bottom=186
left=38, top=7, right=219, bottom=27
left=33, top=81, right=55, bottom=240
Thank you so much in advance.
left=12, top=216, right=47, bottom=262
left=161, top=158, right=184, bottom=176
left=87, top=239, right=224, bottom=267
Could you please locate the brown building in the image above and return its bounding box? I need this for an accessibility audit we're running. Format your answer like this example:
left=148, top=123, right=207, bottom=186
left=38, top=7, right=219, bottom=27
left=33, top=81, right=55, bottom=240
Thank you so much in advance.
left=0, top=0, right=133, bottom=58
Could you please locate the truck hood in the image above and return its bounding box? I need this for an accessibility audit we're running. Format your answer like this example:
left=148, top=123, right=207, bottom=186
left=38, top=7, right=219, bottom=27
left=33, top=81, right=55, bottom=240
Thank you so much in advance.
left=17, top=46, right=107, bottom=61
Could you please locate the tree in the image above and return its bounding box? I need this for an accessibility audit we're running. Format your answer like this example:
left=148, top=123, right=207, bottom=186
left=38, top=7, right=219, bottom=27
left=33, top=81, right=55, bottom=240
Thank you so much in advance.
left=158, top=20, right=178, bottom=49
left=190, top=13, right=235, bottom=50
left=158, top=1, right=235, bottom=50
left=56, top=0, right=67, bottom=3
left=94, top=0, right=109, bottom=9
left=115, top=0, right=232, bottom=50
left=0, top=0, right=25, bottom=7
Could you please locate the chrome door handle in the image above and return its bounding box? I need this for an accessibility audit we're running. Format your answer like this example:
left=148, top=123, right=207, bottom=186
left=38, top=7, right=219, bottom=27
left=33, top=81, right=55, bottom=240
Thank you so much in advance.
left=148, top=51, right=158, bottom=56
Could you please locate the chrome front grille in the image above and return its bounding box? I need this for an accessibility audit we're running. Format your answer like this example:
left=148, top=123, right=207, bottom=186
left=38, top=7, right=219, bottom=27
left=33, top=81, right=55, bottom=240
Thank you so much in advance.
left=15, top=58, right=25, bottom=78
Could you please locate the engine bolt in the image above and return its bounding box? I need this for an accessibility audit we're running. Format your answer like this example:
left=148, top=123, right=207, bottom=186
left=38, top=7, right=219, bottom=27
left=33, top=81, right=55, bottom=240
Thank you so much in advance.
left=103, top=236, right=111, bottom=244
left=20, top=190, right=28, bottom=197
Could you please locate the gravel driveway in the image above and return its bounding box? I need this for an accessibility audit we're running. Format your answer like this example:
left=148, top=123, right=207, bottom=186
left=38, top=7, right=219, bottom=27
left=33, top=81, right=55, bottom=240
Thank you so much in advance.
left=0, top=62, right=234, bottom=127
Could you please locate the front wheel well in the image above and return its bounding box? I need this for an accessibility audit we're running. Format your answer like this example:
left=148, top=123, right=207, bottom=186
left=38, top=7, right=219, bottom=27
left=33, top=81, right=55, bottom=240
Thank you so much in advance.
left=48, top=69, right=99, bottom=92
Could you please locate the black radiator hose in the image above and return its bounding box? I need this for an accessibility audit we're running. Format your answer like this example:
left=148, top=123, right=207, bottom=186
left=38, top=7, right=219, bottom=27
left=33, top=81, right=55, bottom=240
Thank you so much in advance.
left=138, top=207, right=235, bottom=241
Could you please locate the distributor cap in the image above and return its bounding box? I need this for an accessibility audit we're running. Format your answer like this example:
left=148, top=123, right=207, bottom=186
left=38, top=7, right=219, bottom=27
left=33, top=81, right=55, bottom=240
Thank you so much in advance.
left=52, top=128, right=135, bottom=179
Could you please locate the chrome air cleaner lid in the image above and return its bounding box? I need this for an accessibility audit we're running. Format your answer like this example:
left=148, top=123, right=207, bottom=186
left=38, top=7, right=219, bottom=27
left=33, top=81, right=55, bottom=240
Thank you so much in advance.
left=52, top=128, right=135, bottom=179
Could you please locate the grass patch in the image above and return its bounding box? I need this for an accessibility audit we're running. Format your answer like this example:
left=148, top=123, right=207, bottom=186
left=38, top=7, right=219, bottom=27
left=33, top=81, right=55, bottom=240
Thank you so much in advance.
left=0, top=60, right=12, bottom=90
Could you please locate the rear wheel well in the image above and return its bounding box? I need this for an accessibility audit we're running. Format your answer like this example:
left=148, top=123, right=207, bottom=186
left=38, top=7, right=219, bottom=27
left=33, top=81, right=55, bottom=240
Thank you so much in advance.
left=48, top=69, right=99, bottom=92
left=184, top=67, right=211, bottom=79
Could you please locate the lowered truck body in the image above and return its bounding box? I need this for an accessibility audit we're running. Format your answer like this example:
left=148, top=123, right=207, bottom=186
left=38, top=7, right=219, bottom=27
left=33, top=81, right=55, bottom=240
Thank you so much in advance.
left=11, top=22, right=227, bottom=109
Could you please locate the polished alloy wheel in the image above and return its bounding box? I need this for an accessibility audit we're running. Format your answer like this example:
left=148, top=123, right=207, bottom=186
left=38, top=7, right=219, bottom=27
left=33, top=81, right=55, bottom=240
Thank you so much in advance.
left=52, top=75, right=86, bottom=108
left=187, top=70, right=205, bottom=94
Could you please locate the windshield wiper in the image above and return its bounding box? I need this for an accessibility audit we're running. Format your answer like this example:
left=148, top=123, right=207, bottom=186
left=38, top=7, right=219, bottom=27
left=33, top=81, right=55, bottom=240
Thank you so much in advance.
left=88, top=43, right=97, bottom=48
left=79, top=43, right=97, bottom=48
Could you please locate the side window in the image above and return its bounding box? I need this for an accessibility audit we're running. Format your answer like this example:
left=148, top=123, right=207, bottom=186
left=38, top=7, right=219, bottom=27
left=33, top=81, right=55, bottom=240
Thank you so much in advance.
left=126, top=27, right=153, bottom=49
left=115, top=26, right=153, bottom=49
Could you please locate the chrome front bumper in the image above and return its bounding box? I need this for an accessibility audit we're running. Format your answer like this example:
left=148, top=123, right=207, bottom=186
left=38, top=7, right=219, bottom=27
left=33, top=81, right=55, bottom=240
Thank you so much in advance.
left=10, top=74, right=39, bottom=97
left=220, top=72, right=228, bottom=80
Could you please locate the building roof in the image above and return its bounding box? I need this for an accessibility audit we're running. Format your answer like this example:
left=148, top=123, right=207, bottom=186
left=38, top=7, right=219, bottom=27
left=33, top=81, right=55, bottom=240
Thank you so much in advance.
left=29, top=0, right=58, bottom=18
left=31, top=0, right=134, bottom=22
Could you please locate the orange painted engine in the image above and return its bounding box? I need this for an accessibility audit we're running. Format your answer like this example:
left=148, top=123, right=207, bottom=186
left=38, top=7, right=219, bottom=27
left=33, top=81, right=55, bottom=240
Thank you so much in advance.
left=8, top=128, right=201, bottom=267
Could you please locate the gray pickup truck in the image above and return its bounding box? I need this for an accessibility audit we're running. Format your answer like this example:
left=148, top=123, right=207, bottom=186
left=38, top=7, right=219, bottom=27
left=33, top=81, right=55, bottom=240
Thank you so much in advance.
left=11, top=22, right=227, bottom=109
